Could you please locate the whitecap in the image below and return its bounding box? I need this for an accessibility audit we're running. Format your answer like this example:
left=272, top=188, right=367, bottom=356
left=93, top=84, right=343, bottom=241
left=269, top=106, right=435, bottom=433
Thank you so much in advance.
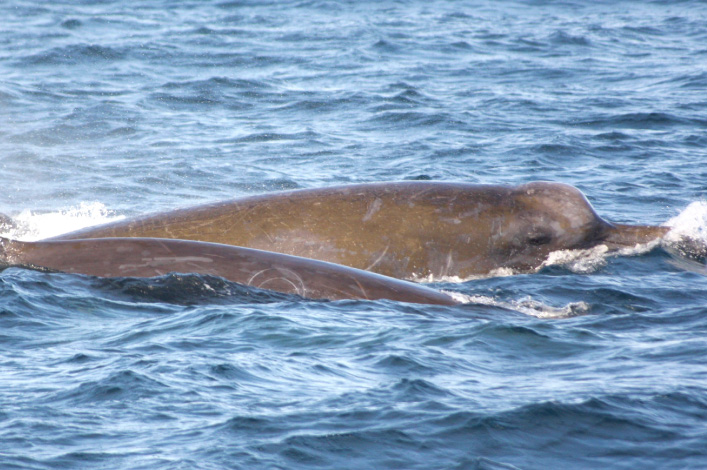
left=445, top=292, right=590, bottom=319
left=1, top=202, right=124, bottom=241
left=662, top=200, right=707, bottom=264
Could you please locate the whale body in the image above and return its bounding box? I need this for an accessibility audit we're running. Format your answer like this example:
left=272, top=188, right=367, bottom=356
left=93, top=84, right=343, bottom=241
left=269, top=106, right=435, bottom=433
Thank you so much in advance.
left=50, top=182, right=669, bottom=279
left=0, top=237, right=458, bottom=305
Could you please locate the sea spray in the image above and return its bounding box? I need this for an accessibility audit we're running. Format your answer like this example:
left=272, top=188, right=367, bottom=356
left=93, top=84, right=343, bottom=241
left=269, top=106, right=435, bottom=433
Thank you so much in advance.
left=663, top=201, right=707, bottom=261
left=1, top=203, right=124, bottom=241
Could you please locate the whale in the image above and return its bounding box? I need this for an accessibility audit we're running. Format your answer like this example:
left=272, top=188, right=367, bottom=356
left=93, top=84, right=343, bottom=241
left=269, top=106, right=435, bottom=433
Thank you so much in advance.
left=0, top=237, right=458, bottom=305
left=48, top=181, right=670, bottom=279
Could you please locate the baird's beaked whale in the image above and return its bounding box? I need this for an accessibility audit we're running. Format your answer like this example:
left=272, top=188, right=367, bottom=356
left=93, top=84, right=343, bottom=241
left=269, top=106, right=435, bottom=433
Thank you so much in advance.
left=50, top=182, right=670, bottom=279
left=0, top=237, right=458, bottom=305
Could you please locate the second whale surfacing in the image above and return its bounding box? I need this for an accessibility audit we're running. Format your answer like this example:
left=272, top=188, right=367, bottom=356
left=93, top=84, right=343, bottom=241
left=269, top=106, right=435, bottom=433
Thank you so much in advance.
left=0, top=237, right=458, bottom=305
left=50, top=181, right=670, bottom=279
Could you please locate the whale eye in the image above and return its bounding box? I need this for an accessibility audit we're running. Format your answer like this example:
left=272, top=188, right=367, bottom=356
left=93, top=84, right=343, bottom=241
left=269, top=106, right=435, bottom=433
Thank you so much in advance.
left=527, top=232, right=552, bottom=246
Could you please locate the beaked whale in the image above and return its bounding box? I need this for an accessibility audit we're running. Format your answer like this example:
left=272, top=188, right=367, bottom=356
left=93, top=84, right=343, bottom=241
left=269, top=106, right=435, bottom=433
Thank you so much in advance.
left=49, top=182, right=670, bottom=279
left=0, top=237, right=458, bottom=305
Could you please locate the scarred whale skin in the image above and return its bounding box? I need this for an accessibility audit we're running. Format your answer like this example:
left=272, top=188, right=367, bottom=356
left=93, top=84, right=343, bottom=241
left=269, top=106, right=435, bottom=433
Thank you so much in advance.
left=50, top=182, right=669, bottom=279
left=0, top=237, right=458, bottom=305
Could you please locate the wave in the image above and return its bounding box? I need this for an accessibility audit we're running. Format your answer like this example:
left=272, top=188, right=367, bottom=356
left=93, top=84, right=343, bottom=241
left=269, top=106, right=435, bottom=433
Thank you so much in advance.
left=20, top=44, right=127, bottom=66
left=1, top=202, right=123, bottom=241
left=663, top=200, right=707, bottom=270
left=570, top=112, right=706, bottom=130
left=451, top=293, right=591, bottom=319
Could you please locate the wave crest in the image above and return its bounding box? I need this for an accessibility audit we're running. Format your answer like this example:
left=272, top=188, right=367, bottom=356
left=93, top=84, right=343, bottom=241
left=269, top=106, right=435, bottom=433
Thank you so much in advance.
left=1, top=202, right=123, bottom=241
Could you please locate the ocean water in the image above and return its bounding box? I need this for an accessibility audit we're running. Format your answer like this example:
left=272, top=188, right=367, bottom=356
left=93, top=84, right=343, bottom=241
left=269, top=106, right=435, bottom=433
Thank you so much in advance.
left=1, top=1, right=707, bottom=469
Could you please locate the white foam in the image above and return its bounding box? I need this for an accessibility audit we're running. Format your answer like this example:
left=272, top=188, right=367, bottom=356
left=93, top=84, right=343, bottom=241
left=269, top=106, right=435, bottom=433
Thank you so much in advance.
left=541, top=244, right=610, bottom=273
left=445, top=291, right=590, bottom=319
left=411, top=267, right=518, bottom=284
left=663, top=200, right=707, bottom=251
left=540, top=237, right=663, bottom=275
left=1, top=202, right=124, bottom=241
left=487, top=267, right=518, bottom=278
left=657, top=201, right=707, bottom=271
left=665, top=200, right=707, bottom=234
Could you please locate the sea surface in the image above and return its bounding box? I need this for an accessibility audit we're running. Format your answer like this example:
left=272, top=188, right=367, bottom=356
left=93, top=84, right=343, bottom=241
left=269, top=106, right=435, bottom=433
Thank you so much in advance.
left=1, top=1, right=707, bottom=469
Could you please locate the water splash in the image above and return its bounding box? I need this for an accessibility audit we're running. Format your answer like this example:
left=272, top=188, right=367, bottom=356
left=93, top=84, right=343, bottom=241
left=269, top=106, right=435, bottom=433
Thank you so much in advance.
left=542, top=245, right=611, bottom=274
left=662, top=200, right=707, bottom=269
left=0, top=202, right=124, bottom=241
left=412, top=267, right=518, bottom=284
left=446, top=291, right=590, bottom=319
left=541, top=239, right=662, bottom=275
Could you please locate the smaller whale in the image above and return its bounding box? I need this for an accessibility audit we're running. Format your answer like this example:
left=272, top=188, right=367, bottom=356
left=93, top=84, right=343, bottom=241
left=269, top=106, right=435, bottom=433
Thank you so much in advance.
left=0, top=237, right=458, bottom=305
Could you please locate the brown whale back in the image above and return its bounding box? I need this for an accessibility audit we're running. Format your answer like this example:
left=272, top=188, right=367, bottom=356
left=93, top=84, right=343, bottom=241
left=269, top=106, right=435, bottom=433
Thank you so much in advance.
left=0, top=237, right=458, bottom=305
left=50, top=182, right=668, bottom=278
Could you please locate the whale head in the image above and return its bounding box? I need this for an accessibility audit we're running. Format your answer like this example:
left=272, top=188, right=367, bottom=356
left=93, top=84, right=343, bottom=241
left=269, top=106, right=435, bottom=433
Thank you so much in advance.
left=484, top=182, right=666, bottom=273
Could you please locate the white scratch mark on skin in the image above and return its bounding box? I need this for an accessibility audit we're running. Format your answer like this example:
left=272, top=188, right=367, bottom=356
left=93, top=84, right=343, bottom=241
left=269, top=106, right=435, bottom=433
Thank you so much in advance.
left=247, top=269, right=269, bottom=286
left=362, top=198, right=382, bottom=222
left=280, top=268, right=307, bottom=297
left=258, top=276, right=304, bottom=296
left=119, top=256, right=214, bottom=271
left=444, top=249, right=454, bottom=277
left=156, top=239, right=171, bottom=253
left=259, top=229, right=275, bottom=244
left=325, top=278, right=368, bottom=300
left=247, top=268, right=308, bottom=297
left=352, top=277, right=369, bottom=300
left=364, top=244, right=389, bottom=271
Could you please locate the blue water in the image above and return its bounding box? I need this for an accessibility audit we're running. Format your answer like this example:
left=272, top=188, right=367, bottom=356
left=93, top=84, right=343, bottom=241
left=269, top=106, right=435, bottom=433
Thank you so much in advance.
left=2, top=1, right=707, bottom=469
